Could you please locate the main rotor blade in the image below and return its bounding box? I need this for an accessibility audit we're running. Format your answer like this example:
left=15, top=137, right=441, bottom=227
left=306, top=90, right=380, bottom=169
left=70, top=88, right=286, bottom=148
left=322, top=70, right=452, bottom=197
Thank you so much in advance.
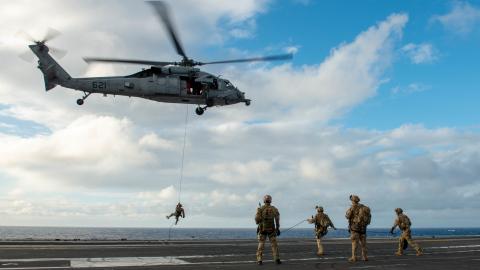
left=83, top=57, right=175, bottom=66
left=148, top=1, right=187, bottom=59
left=42, top=27, right=61, bottom=43
left=16, top=30, right=36, bottom=43
left=50, top=46, right=67, bottom=59
left=19, top=50, right=35, bottom=62
left=198, top=53, right=293, bottom=65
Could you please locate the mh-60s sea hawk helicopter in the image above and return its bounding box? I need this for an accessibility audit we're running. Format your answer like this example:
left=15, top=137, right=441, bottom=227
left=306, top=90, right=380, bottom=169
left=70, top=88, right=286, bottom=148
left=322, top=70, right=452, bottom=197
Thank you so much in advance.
left=28, top=1, right=292, bottom=115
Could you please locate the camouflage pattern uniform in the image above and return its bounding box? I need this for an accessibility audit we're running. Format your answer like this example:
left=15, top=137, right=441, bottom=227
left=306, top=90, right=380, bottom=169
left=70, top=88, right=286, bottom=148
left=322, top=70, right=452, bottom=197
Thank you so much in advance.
left=166, top=203, right=185, bottom=225
left=345, top=195, right=370, bottom=262
left=307, top=206, right=336, bottom=256
left=390, top=208, right=423, bottom=256
left=255, top=195, right=281, bottom=265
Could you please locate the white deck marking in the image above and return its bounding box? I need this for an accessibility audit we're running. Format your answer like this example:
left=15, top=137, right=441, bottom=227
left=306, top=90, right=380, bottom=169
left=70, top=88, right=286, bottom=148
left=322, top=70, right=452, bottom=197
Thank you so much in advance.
left=428, top=244, right=480, bottom=249
left=70, top=257, right=188, bottom=267
left=350, top=265, right=408, bottom=269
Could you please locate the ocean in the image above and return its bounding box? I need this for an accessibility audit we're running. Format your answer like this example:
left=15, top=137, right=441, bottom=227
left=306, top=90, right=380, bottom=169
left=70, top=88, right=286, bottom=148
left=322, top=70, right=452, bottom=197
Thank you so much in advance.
left=0, top=226, right=479, bottom=241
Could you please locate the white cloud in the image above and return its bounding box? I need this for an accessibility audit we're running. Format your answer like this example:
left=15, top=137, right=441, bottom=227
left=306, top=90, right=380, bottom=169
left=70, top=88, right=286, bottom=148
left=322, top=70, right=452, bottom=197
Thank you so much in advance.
left=402, top=43, right=438, bottom=64
left=431, top=1, right=480, bottom=34
left=0, top=115, right=181, bottom=191
left=299, top=158, right=336, bottom=183
left=284, top=46, right=300, bottom=54
left=224, top=13, right=408, bottom=123
left=209, top=160, right=272, bottom=186
left=391, top=83, right=431, bottom=95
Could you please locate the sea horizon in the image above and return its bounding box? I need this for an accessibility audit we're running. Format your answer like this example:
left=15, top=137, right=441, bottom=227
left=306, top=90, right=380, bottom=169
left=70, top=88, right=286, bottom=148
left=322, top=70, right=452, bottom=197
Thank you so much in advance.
left=1, top=226, right=479, bottom=241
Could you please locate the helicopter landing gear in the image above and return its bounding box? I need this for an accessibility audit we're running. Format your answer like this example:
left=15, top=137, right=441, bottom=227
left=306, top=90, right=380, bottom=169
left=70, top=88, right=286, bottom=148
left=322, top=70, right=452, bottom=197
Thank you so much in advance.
left=245, top=100, right=251, bottom=106
left=195, top=106, right=205, bottom=116
left=76, top=92, right=91, bottom=106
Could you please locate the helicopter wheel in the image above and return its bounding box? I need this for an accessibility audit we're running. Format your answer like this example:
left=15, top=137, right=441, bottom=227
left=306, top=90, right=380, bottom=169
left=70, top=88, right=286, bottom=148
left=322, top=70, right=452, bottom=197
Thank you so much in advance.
left=245, top=100, right=251, bottom=106
left=76, top=99, right=84, bottom=105
left=195, top=107, right=204, bottom=115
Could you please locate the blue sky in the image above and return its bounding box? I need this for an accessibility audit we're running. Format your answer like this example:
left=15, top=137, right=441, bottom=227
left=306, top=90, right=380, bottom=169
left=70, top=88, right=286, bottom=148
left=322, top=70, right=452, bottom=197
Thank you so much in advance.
left=234, top=0, right=480, bottom=130
left=1, top=0, right=480, bottom=228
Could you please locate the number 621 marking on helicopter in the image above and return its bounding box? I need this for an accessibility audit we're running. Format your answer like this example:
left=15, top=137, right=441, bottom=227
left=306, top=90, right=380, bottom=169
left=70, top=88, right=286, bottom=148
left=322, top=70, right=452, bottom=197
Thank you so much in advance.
left=92, top=81, right=106, bottom=89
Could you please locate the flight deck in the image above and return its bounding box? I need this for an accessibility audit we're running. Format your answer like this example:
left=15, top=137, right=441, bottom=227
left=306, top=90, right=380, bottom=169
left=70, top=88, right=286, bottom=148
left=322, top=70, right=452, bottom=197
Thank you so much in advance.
left=0, top=237, right=479, bottom=269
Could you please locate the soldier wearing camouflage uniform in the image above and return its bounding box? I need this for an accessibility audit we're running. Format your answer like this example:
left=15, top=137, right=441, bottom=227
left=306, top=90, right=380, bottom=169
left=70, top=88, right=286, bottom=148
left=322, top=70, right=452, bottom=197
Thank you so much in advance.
left=307, top=206, right=336, bottom=256
left=255, top=195, right=281, bottom=265
left=345, top=195, right=371, bottom=262
left=166, top=203, right=185, bottom=225
left=390, top=208, right=423, bottom=256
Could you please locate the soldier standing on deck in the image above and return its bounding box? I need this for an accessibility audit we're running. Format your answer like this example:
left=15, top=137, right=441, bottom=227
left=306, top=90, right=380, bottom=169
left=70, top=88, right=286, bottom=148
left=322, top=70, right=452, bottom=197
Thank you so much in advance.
left=345, top=195, right=371, bottom=262
left=390, top=208, right=423, bottom=256
left=255, top=194, right=281, bottom=265
left=307, top=206, right=336, bottom=256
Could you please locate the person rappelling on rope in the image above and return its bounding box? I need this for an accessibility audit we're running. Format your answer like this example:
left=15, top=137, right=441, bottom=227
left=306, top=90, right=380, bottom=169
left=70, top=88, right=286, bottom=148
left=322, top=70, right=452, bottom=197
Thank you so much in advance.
left=166, top=202, right=185, bottom=225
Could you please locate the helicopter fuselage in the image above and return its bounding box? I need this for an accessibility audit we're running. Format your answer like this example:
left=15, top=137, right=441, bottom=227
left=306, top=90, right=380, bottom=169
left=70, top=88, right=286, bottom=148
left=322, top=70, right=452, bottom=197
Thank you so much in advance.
left=64, top=68, right=248, bottom=107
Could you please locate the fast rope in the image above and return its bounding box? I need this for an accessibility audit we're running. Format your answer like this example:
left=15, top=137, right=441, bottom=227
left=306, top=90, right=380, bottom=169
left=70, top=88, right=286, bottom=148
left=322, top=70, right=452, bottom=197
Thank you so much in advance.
left=167, top=221, right=176, bottom=241
left=282, top=219, right=308, bottom=234
left=178, top=105, right=189, bottom=202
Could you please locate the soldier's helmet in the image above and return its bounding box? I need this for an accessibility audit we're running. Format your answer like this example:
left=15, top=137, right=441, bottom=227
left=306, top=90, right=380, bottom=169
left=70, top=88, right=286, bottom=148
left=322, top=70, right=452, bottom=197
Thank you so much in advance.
left=315, top=206, right=324, bottom=212
left=349, top=194, right=360, bottom=203
left=395, top=208, right=403, bottom=214
left=178, top=203, right=182, bottom=207
left=264, top=194, right=272, bottom=203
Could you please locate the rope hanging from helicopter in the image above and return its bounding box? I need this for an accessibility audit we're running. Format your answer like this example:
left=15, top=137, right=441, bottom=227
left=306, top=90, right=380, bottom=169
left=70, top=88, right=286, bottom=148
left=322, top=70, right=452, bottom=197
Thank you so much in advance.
left=178, top=105, right=189, bottom=203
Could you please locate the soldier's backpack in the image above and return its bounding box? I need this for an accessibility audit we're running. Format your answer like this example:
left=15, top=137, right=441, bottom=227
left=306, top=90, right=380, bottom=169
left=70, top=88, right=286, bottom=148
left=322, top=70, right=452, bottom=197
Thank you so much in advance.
left=398, top=214, right=411, bottom=230
left=315, top=214, right=330, bottom=237
left=351, top=204, right=371, bottom=233
left=260, top=206, right=276, bottom=234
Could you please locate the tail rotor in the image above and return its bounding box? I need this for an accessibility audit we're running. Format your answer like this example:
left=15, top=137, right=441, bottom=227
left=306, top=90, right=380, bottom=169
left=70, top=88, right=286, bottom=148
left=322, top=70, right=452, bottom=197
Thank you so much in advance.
left=16, top=27, right=67, bottom=62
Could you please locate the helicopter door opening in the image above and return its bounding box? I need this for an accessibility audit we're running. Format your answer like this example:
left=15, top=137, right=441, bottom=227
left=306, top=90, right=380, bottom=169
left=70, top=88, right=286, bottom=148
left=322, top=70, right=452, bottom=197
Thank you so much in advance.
left=183, top=77, right=203, bottom=96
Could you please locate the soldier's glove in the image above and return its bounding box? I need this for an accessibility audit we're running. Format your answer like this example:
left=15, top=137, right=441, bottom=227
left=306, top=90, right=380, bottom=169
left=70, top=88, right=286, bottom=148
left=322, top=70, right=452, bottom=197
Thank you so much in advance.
left=276, top=229, right=281, bottom=236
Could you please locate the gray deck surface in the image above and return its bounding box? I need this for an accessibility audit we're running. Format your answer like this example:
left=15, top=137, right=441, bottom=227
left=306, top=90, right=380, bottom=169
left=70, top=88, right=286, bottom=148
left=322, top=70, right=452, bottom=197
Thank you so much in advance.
left=0, top=237, right=479, bottom=269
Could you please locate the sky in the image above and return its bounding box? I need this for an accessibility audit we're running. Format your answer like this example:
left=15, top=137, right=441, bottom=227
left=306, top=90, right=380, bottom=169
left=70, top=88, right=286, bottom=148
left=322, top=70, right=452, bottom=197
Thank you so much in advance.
left=1, top=0, right=480, bottom=229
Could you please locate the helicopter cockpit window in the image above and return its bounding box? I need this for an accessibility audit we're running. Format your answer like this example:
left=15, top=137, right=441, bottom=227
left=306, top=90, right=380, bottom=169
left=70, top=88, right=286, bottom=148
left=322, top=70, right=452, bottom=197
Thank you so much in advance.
left=224, top=80, right=234, bottom=88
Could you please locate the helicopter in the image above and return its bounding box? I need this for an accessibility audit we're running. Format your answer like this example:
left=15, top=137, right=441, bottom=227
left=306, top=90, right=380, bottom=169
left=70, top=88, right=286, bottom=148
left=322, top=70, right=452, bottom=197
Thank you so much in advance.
left=27, top=1, right=292, bottom=115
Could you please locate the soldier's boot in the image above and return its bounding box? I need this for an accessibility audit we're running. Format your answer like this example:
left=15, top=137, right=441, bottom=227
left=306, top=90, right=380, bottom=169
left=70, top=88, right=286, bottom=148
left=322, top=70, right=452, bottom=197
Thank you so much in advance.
left=361, top=249, right=368, bottom=261
left=395, top=251, right=403, bottom=256
left=348, top=241, right=358, bottom=262
left=316, top=239, right=324, bottom=256
left=275, top=259, right=282, bottom=264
